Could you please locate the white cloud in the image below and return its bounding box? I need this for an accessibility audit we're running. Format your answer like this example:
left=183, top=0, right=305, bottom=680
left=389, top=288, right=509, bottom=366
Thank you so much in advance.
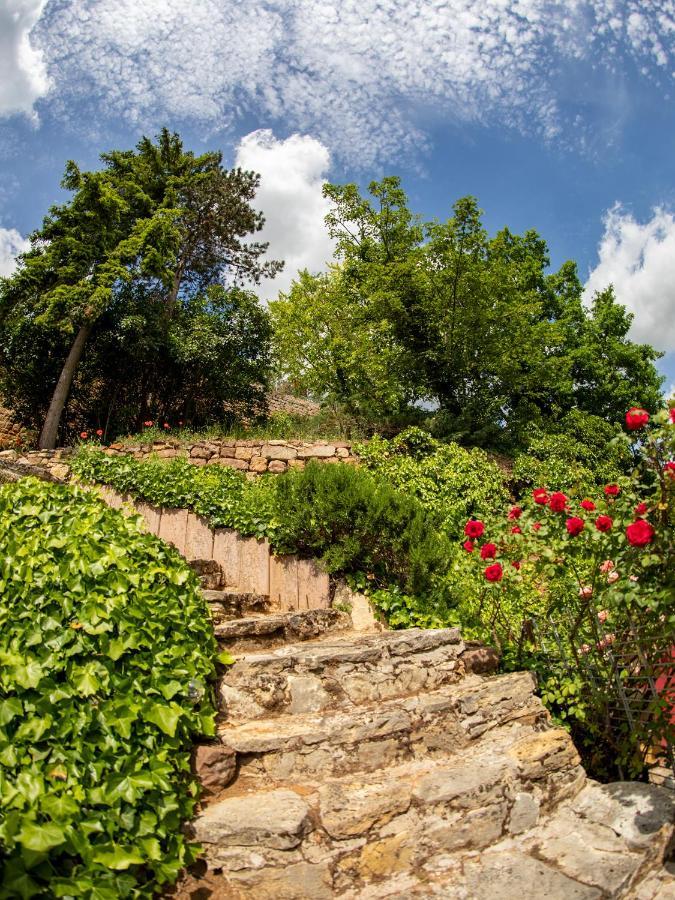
left=31, top=0, right=675, bottom=165
left=0, top=227, right=30, bottom=276
left=0, top=0, right=51, bottom=120
left=235, top=130, right=335, bottom=299
left=584, top=204, right=675, bottom=352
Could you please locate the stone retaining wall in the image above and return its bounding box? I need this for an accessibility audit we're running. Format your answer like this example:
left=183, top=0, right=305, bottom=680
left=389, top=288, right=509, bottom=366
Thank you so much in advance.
left=102, top=439, right=359, bottom=474
left=0, top=402, right=26, bottom=449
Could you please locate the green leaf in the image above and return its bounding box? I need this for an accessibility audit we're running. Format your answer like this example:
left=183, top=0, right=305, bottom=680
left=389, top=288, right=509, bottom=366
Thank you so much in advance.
left=144, top=703, right=182, bottom=737
left=18, top=822, right=67, bottom=853
left=216, top=650, right=235, bottom=666
left=92, top=845, right=145, bottom=870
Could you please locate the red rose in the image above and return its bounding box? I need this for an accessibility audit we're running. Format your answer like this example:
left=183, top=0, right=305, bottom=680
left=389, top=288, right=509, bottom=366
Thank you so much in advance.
left=532, top=522, right=542, bottom=532
left=507, top=506, right=522, bottom=520
left=595, top=515, right=613, bottom=533
left=670, top=408, right=675, bottom=424
left=484, top=562, right=503, bottom=582
left=163, top=422, right=170, bottom=429
left=604, top=484, right=620, bottom=497
left=549, top=491, right=568, bottom=512
left=143, top=420, right=153, bottom=427
left=480, top=542, right=497, bottom=560
left=80, top=431, right=88, bottom=439
left=510, top=525, right=522, bottom=534
left=665, top=461, right=675, bottom=478
left=566, top=516, right=585, bottom=536
left=511, top=560, right=521, bottom=570
left=626, top=519, right=655, bottom=547
left=96, top=429, right=103, bottom=436
left=533, top=488, right=549, bottom=505
left=634, top=502, right=648, bottom=517
left=625, top=407, right=649, bottom=430
left=462, top=540, right=474, bottom=553
left=580, top=499, right=596, bottom=512
left=464, top=519, right=485, bottom=539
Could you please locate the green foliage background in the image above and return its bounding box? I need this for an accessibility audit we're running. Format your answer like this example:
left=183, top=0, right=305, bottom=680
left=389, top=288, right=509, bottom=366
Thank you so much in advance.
left=0, top=480, right=218, bottom=897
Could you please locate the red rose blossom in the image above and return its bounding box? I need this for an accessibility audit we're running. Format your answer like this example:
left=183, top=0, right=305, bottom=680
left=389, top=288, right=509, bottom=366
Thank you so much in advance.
left=625, top=407, right=649, bottom=430
left=533, top=488, right=549, bottom=505
left=462, top=540, right=474, bottom=553
left=484, top=562, right=503, bottom=582
left=595, top=515, right=613, bottom=533
left=670, top=408, right=675, bottom=424
left=79, top=431, right=88, bottom=439
left=532, top=522, right=542, bottom=531
left=510, top=525, right=522, bottom=534
left=480, top=542, right=497, bottom=560
left=566, top=516, right=585, bottom=536
left=464, top=519, right=485, bottom=539
left=163, top=422, right=170, bottom=429
left=511, top=561, right=521, bottom=570
left=634, top=502, right=648, bottom=517
left=96, top=429, right=103, bottom=436
left=604, top=484, right=620, bottom=497
left=626, top=519, right=655, bottom=547
left=665, top=461, right=675, bottom=478
left=143, top=420, right=153, bottom=427
left=580, top=499, right=596, bottom=511
left=549, top=491, right=568, bottom=512
left=507, top=506, right=522, bottom=520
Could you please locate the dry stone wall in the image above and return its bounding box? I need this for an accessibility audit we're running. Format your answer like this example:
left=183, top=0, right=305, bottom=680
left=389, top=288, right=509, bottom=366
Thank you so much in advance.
left=102, top=439, right=359, bottom=474
left=0, top=402, right=26, bottom=449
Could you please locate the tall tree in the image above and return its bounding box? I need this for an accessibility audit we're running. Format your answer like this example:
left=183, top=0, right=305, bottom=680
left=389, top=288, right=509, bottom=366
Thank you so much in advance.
left=0, top=130, right=281, bottom=448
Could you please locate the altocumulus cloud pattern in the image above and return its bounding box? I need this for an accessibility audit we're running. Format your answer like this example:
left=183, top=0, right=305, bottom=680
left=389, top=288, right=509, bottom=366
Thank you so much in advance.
left=20, top=0, right=675, bottom=165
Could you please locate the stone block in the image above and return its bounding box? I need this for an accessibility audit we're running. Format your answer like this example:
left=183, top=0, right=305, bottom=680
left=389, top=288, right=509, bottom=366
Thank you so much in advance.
left=297, top=444, right=336, bottom=459
left=213, top=529, right=242, bottom=588
left=333, top=583, right=384, bottom=631
left=267, top=460, right=287, bottom=474
left=235, top=447, right=255, bottom=460
left=250, top=456, right=268, bottom=473
left=185, top=512, right=215, bottom=561
left=269, top=554, right=299, bottom=611
left=135, top=501, right=162, bottom=535
left=158, top=507, right=189, bottom=555
left=219, top=446, right=236, bottom=458
left=211, top=456, right=248, bottom=470
left=192, top=789, right=312, bottom=850
left=297, top=559, right=330, bottom=610
left=190, top=445, right=212, bottom=459
left=336, top=447, right=350, bottom=458
left=239, top=537, right=271, bottom=595
left=261, top=444, right=298, bottom=460
left=193, top=743, right=237, bottom=795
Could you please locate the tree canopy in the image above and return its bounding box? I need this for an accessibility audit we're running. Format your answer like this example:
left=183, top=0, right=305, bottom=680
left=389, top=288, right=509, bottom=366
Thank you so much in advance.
left=272, top=178, right=663, bottom=447
left=0, top=130, right=280, bottom=446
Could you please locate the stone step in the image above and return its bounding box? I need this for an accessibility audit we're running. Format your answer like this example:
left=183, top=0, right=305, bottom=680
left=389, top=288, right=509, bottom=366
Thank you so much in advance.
left=189, top=719, right=586, bottom=898
left=218, top=627, right=468, bottom=723
left=217, top=672, right=550, bottom=785
left=213, top=608, right=352, bottom=653
left=205, top=589, right=276, bottom=622
left=190, top=558, right=224, bottom=590
left=188, top=771, right=674, bottom=899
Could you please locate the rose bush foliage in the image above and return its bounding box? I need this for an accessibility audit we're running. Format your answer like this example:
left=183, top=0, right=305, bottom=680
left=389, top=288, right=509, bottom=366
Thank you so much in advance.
left=0, top=480, right=218, bottom=897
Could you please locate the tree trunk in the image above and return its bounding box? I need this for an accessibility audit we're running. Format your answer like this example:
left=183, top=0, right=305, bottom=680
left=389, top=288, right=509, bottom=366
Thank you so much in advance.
left=38, top=321, right=93, bottom=449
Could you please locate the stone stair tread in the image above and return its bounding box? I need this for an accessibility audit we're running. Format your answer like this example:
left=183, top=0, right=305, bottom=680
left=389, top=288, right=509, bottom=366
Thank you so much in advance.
left=204, top=589, right=269, bottom=603
left=214, top=608, right=351, bottom=640
left=217, top=671, right=544, bottom=754
left=229, top=626, right=463, bottom=669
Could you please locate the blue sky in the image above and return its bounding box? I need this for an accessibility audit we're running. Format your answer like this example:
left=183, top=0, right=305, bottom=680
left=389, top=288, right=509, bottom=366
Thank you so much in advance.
left=2, top=0, right=675, bottom=392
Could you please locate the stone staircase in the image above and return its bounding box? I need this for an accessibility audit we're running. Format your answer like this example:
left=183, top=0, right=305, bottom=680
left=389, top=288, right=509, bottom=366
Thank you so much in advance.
left=175, top=563, right=675, bottom=900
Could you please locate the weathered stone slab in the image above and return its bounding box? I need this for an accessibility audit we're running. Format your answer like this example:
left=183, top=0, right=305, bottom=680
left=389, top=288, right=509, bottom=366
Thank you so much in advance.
left=213, top=528, right=241, bottom=588
left=192, top=789, right=312, bottom=850
left=298, top=444, right=336, bottom=458
left=269, top=554, right=299, bottom=612
left=157, top=507, right=188, bottom=554
left=98, top=485, right=126, bottom=509
left=297, top=558, right=329, bottom=610
left=261, top=444, right=298, bottom=460
left=193, top=743, right=237, bottom=796
left=184, top=512, right=214, bottom=561
left=239, top=537, right=270, bottom=595
left=134, top=501, right=161, bottom=535
left=319, top=779, right=412, bottom=838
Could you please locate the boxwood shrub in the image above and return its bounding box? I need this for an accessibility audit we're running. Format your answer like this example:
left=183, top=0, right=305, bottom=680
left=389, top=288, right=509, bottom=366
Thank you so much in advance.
left=0, top=479, right=218, bottom=898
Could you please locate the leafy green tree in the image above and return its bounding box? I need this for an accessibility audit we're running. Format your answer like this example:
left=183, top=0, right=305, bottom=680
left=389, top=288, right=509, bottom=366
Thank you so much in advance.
left=0, top=130, right=281, bottom=447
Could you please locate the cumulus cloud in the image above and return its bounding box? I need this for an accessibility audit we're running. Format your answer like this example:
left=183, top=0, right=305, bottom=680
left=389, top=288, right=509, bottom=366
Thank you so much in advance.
left=31, top=0, right=675, bottom=165
left=0, top=227, right=30, bottom=276
left=0, top=0, right=51, bottom=120
left=584, top=205, right=675, bottom=352
left=235, top=130, right=335, bottom=299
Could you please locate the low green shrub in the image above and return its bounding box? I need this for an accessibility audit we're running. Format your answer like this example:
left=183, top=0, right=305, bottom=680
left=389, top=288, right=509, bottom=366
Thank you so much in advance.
left=0, top=479, right=218, bottom=897
left=355, top=427, right=509, bottom=535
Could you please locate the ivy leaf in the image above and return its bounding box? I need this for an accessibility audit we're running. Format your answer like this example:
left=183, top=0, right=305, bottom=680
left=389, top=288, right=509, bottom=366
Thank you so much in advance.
left=144, top=703, right=182, bottom=737
left=92, top=845, right=145, bottom=869
left=0, top=697, right=23, bottom=725
left=18, top=822, right=67, bottom=852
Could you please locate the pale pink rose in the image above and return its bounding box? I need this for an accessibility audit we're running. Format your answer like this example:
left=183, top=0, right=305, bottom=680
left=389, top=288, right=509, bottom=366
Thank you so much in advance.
left=607, top=571, right=619, bottom=584
left=580, top=643, right=591, bottom=655
left=599, top=560, right=615, bottom=573
left=629, top=575, right=639, bottom=583
left=597, top=609, right=608, bottom=623
left=579, top=585, right=593, bottom=599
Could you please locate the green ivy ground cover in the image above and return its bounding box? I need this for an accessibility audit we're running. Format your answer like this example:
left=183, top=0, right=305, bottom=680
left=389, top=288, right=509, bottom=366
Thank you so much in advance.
left=0, top=479, right=219, bottom=898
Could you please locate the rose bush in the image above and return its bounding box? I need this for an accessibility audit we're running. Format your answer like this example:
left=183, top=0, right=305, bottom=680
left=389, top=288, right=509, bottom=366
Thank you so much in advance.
left=459, top=404, right=675, bottom=777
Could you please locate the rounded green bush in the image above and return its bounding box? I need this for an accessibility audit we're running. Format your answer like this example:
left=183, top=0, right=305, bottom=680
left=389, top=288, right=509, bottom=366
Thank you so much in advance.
left=0, top=479, right=217, bottom=898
